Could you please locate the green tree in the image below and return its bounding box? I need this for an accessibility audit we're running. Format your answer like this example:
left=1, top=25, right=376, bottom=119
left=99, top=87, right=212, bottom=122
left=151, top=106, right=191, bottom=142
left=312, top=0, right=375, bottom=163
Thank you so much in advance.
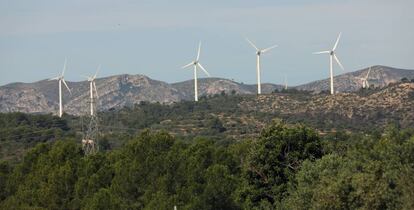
left=2, top=140, right=82, bottom=209
left=83, top=188, right=122, bottom=210
left=208, top=117, right=226, bottom=133
left=284, top=127, right=414, bottom=210
left=0, top=161, right=11, bottom=201
left=238, top=121, right=322, bottom=209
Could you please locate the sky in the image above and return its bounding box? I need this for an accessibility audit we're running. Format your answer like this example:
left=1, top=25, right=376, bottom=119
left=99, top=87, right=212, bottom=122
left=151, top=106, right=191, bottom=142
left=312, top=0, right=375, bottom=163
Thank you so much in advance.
left=0, top=0, right=413, bottom=86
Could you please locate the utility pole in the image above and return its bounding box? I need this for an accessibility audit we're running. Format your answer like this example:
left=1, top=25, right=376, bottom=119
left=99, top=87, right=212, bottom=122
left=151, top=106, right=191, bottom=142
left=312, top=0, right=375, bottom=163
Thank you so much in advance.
left=82, top=70, right=100, bottom=155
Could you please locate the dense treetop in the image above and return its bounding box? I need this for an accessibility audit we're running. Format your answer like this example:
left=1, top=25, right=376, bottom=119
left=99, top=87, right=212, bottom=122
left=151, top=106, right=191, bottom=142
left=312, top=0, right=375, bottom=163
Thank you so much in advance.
left=0, top=118, right=413, bottom=209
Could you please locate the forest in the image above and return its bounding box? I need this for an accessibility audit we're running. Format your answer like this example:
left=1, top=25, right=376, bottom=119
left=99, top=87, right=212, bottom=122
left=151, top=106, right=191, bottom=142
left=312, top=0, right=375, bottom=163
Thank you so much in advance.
left=0, top=111, right=414, bottom=209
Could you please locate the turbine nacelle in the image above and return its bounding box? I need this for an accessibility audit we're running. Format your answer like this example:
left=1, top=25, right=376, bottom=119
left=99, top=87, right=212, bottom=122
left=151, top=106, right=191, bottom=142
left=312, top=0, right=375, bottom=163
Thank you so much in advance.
left=245, top=37, right=278, bottom=95
left=182, top=42, right=210, bottom=77
left=84, top=65, right=100, bottom=82
left=246, top=38, right=277, bottom=56
left=181, top=41, right=210, bottom=102
left=312, top=33, right=344, bottom=95
left=50, top=58, right=71, bottom=118
left=360, top=66, right=372, bottom=88
left=83, top=65, right=101, bottom=101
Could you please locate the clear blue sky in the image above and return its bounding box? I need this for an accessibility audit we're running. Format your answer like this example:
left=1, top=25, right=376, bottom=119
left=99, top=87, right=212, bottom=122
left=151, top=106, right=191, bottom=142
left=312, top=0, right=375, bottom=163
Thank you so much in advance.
left=0, top=0, right=413, bottom=86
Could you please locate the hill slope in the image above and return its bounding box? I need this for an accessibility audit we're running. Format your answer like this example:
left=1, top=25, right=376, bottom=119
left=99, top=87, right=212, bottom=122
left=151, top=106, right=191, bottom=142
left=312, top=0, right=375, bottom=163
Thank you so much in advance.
left=296, top=65, right=414, bottom=92
left=0, top=75, right=283, bottom=115
left=96, top=82, right=414, bottom=141
left=0, top=65, right=412, bottom=115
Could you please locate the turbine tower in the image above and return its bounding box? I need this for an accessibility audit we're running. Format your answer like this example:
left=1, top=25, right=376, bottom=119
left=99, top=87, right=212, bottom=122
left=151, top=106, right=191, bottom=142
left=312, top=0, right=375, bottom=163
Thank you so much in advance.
left=182, top=42, right=210, bottom=102
left=245, top=38, right=278, bottom=94
left=49, top=58, right=71, bottom=117
left=83, top=65, right=100, bottom=116
left=313, top=33, right=345, bottom=95
left=360, top=66, right=371, bottom=88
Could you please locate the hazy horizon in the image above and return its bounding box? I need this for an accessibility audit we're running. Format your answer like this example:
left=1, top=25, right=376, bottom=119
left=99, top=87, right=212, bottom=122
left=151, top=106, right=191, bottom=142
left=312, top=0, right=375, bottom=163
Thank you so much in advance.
left=1, top=0, right=413, bottom=86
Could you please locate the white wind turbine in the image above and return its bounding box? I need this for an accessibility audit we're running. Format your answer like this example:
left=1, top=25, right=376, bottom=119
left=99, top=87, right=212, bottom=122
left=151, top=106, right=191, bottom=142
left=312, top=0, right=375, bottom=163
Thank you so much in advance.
left=182, top=42, right=210, bottom=102
left=49, top=58, right=72, bottom=118
left=360, top=66, right=371, bottom=89
left=245, top=38, right=278, bottom=94
left=313, top=33, right=345, bottom=95
left=83, top=65, right=100, bottom=116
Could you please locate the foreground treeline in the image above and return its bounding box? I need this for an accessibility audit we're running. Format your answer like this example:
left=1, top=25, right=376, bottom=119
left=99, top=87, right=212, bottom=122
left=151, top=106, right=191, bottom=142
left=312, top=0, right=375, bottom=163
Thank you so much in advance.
left=0, top=113, right=74, bottom=162
left=0, top=122, right=414, bottom=210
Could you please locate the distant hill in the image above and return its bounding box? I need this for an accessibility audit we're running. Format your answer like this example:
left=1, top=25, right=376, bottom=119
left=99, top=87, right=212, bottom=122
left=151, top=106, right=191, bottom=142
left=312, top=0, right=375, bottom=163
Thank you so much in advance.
left=296, top=65, right=414, bottom=92
left=0, top=75, right=283, bottom=115
left=0, top=65, right=412, bottom=115
left=171, top=78, right=282, bottom=101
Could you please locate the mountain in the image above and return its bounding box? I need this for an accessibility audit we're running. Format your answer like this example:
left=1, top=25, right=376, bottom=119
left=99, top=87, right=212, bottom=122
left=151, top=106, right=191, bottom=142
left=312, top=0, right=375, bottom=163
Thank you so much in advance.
left=296, top=65, right=414, bottom=92
left=0, top=75, right=283, bottom=115
left=0, top=65, right=412, bottom=115
left=171, top=78, right=282, bottom=100
left=0, top=75, right=181, bottom=115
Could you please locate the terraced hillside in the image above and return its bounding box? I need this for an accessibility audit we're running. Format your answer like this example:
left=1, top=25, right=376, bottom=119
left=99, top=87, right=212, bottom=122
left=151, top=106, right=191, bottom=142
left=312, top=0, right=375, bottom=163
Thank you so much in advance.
left=1, top=82, right=413, bottom=162
left=96, top=82, right=414, bottom=142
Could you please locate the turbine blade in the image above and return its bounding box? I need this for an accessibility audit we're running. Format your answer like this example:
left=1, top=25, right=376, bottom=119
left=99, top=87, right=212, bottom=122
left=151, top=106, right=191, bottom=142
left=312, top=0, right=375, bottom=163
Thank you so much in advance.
left=61, top=57, right=67, bottom=76
left=182, top=62, right=194, bottom=69
left=333, top=54, right=344, bottom=70
left=332, top=32, right=342, bottom=51
left=81, top=75, right=91, bottom=80
left=94, top=65, right=100, bottom=79
left=365, top=66, right=371, bottom=79
left=93, top=82, right=99, bottom=99
left=312, top=51, right=330, bottom=54
left=196, top=42, right=201, bottom=61
left=197, top=63, right=210, bottom=77
left=62, top=79, right=72, bottom=95
left=262, top=44, right=278, bottom=53
left=245, top=37, right=259, bottom=51
left=49, top=76, right=60, bottom=81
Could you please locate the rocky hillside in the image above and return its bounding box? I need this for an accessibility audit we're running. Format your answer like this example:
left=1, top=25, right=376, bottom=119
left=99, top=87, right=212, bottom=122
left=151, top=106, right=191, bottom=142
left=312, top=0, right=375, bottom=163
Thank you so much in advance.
left=0, top=75, right=282, bottom=115
left=96, top=82, right=414, bottom=141
left=171, top=78, right=282, bottom=101
left=0, top=65, right=412, bottom=116
left=240, top=83, right=414, bottom=131
left=296, top=65, right=414, bottom=92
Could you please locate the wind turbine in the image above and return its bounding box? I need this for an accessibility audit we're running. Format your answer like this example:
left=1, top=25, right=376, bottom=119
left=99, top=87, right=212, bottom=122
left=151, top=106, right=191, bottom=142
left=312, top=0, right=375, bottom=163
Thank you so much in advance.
left=245, top=38, right=278, bottom=94
left=182, top=42, right=210, bottom=102
left=49, top=58, right=72, bottom=118
left=360, top=66, right=371, bottom=88
left=83, top=65, right=100, bottom=116
left=313, top=33, right=345, bottom=95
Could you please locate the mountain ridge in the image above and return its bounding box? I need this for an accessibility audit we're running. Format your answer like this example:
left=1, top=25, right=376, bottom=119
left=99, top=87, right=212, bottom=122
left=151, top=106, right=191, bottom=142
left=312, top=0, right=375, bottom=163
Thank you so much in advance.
left=0, top=65, right=413, bottom=115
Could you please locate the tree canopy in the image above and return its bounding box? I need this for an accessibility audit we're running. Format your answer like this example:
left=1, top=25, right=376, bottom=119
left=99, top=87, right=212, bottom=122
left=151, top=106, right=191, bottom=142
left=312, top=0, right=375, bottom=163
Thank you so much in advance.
left=0, top=118, right=413, bottom=209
